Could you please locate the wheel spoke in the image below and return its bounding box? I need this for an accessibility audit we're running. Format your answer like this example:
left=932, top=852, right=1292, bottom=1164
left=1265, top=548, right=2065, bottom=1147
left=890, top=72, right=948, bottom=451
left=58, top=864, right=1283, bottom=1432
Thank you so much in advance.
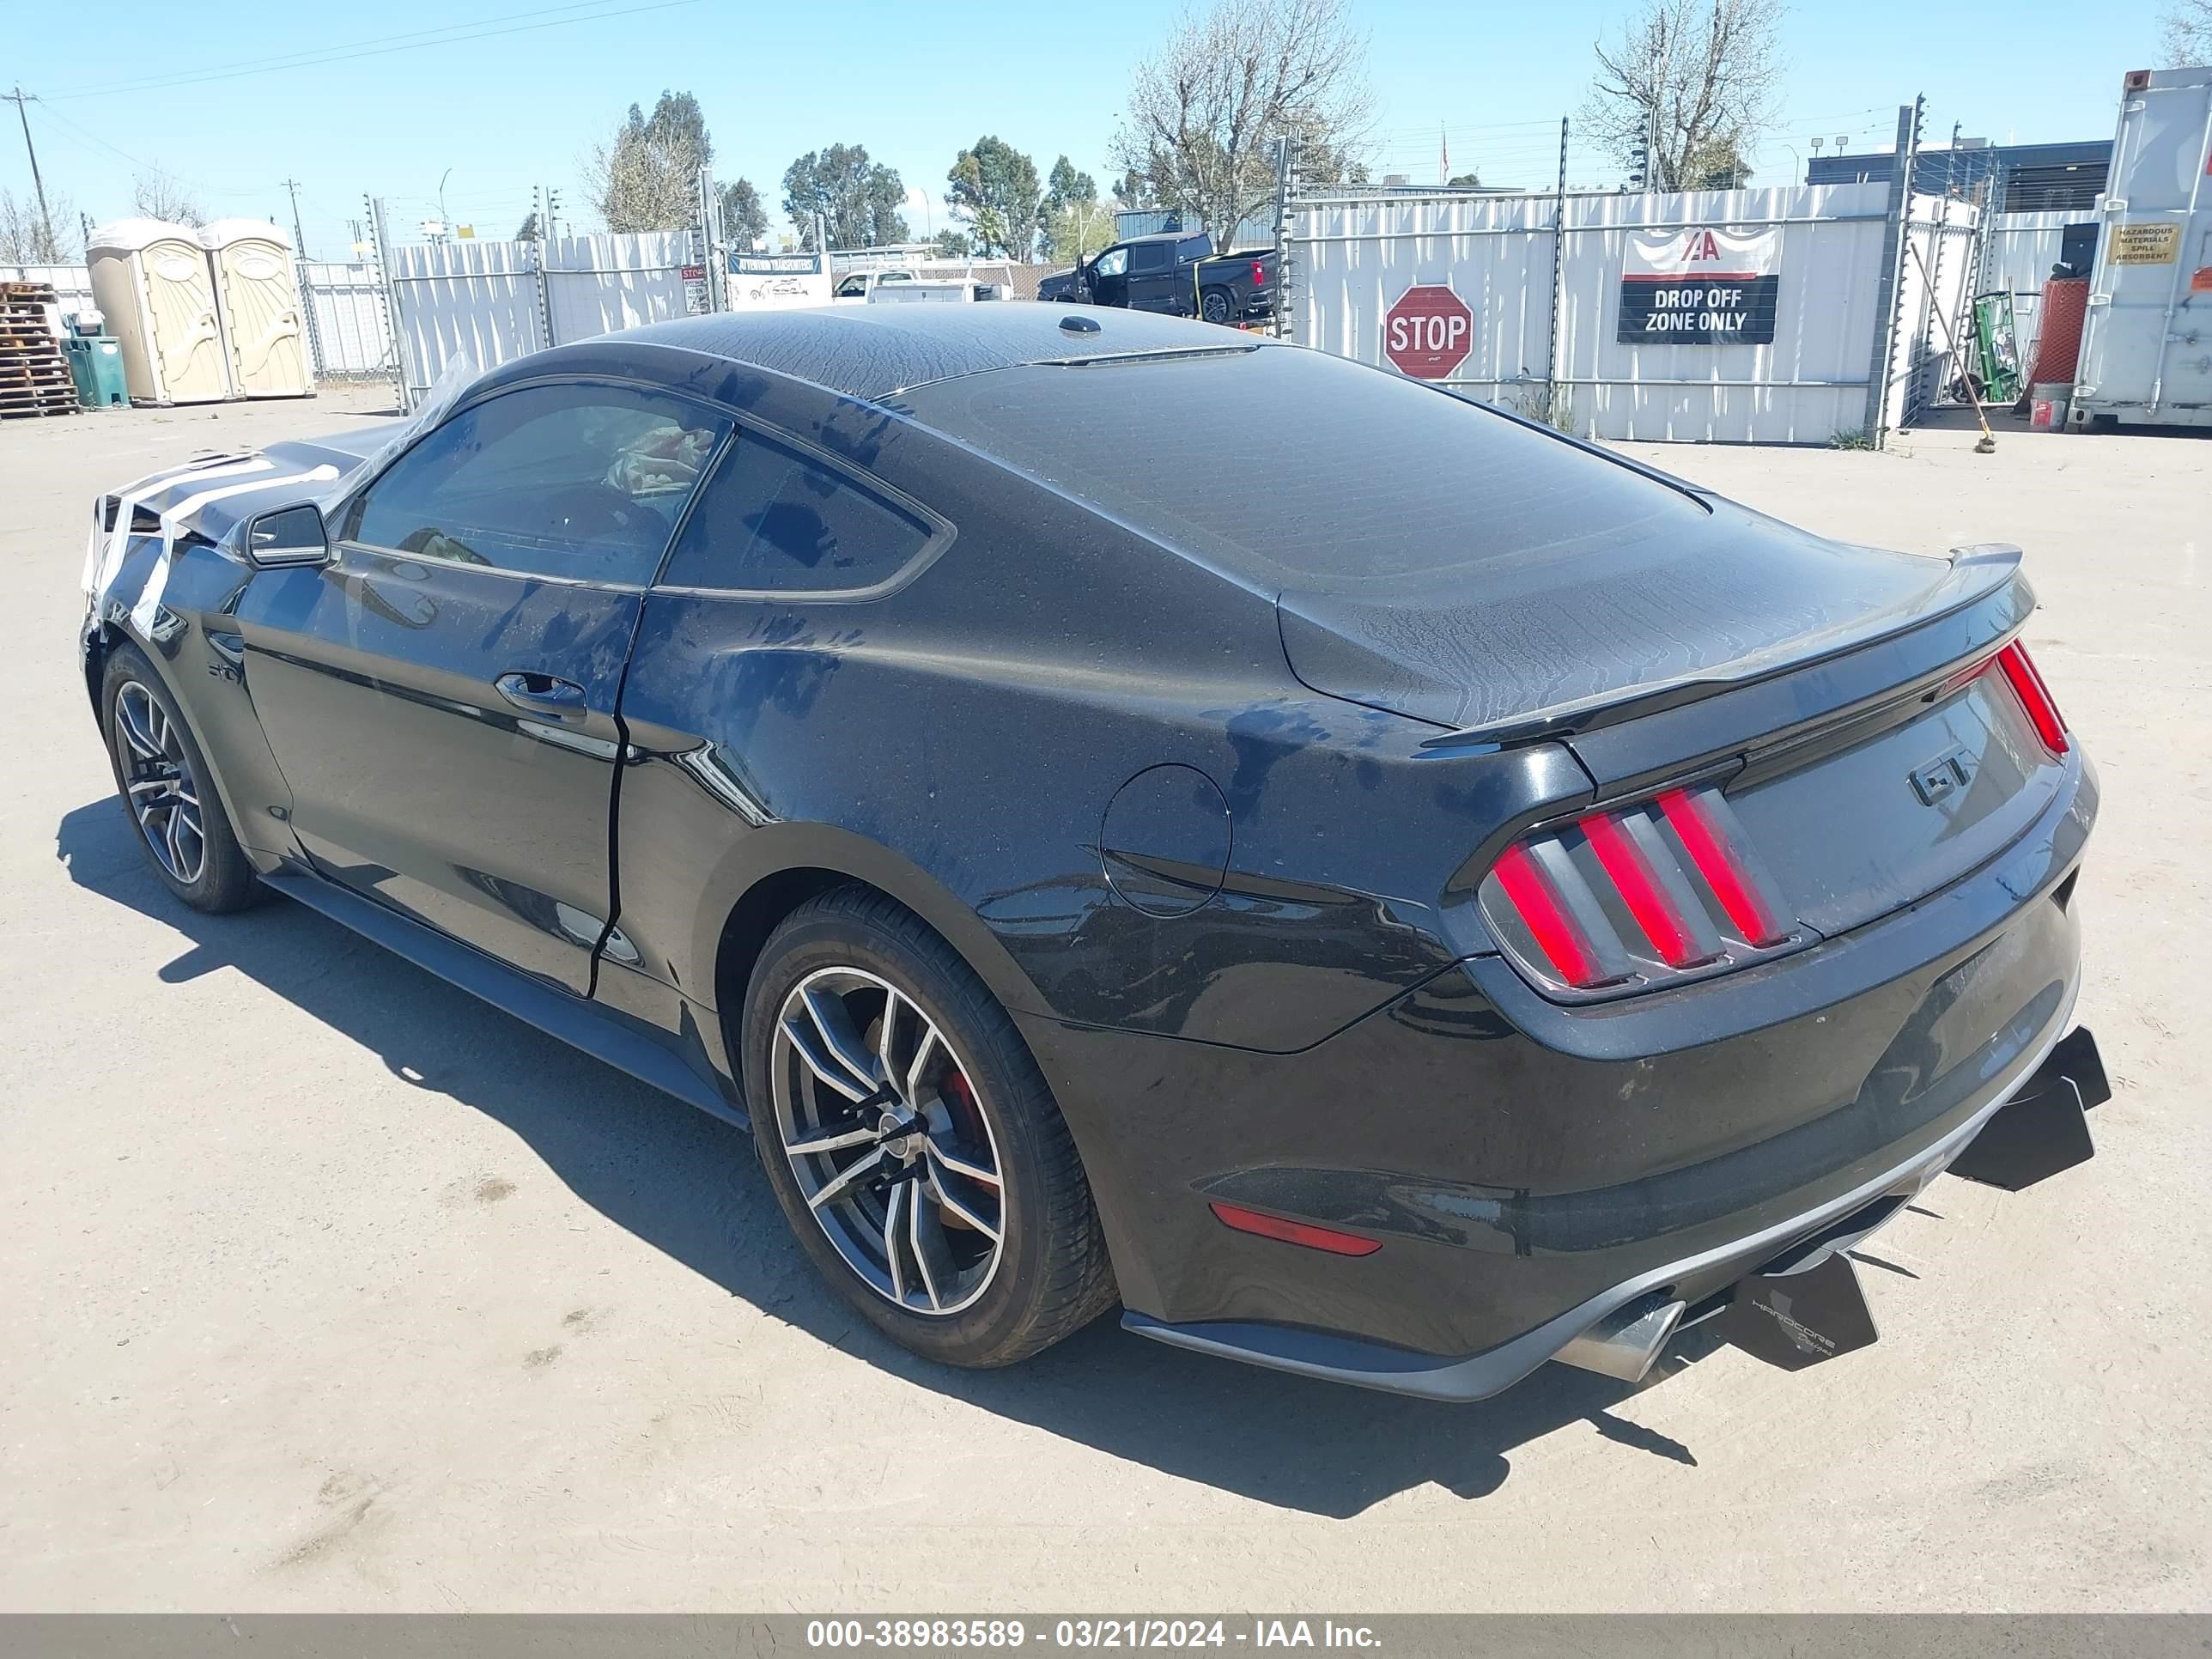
left=903, top=1024, right=943, bottom=1109
left=163, top=808, right=188, bottom=878
left=127, top=776, right=175, bottom=798
left=118, top=692, right=161, bottom=760
left=805, top=1145, right=884, bottom=1212
left=927, top=1165, right=1001, bottom=1242
left=882, top=1179, right=909, bottom=1303
left=781, top=1013, right=872, bottom=1103
left=874, top=986, right=904, bottom=1081
left=802, top=986, right=883, bottom=1091
left=926, top=1132, right=1000, bottom=1189
left=908, top=1183, right=955, bottom=1311
left=782, top=1120, right=879, bottom=1160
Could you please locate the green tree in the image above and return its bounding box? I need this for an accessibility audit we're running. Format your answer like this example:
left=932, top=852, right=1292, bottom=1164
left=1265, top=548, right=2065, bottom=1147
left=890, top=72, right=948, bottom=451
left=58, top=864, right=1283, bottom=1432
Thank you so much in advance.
left=946, top=136, right=1042, bottom=260
left=513, top=210, right=541, bottom=241
left=932, top=228, right=974, bottom=257
left=1038, top=156, right=1109, bottom=266
left=1680, top=137, right=1753, bottom=190
left=782, top=144, right=909, bottom=252
left=720, top=177, right=769, bottom=250
left=587, top=89, right=714, bottom=233
left=1446, top=172, right=1482, bottom=189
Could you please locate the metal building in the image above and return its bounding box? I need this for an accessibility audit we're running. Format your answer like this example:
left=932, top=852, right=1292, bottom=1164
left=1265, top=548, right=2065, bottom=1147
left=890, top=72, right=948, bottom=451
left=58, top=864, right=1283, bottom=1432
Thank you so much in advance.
left=1808, top=140, right=2112, bottom=210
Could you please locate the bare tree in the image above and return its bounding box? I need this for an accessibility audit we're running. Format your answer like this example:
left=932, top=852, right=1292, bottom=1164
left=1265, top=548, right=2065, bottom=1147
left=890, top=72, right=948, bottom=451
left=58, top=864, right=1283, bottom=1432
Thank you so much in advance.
left=585, top=92, right=711, bottom=233
left=2162, top=0, right=2212, bottom=62
left=131, top=169, right=204, bottom=227
left=1112, top=0, right=1372, bottom=242
left=1582, top=0, right=1784, bottom=191
left=0, top=185, right=76, bottom=263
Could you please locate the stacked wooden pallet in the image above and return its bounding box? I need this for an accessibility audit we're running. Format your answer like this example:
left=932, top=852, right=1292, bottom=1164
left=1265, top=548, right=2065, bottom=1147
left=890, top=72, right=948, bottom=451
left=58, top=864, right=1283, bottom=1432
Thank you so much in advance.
left=1, top=283, right=80, bottom=420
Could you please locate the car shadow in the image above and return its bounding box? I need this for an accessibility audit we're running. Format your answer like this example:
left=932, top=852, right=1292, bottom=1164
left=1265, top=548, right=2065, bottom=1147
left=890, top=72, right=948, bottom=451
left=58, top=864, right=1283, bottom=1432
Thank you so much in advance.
left=58, top=797, right=1720, bottom=1518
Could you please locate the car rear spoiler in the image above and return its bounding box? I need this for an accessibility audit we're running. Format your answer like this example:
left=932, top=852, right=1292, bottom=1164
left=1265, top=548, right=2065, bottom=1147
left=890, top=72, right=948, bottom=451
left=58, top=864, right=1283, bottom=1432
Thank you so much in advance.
left=1419, top=544, right=2032, bottom=756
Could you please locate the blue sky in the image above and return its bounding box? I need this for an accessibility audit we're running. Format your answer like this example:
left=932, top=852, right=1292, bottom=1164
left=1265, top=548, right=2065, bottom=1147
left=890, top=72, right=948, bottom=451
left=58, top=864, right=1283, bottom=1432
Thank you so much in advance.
left=0, top=0, right=2176, bottom=260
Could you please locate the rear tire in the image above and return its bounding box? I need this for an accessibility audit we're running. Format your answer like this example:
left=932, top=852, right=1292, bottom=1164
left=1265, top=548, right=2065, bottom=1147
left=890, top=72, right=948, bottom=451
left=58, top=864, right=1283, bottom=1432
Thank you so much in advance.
left=99, top=640, right=261, bottom=914
left=743, top=885, right=1117, bottom=1367
left=1200, top=286, right=1234, bottom=325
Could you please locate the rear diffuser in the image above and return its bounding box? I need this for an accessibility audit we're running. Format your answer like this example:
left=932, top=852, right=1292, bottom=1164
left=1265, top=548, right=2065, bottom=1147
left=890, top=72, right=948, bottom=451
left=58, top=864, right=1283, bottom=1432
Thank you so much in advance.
left=1717, top=1252, right=1879, bottom=1371
left=1948, top=1025, right=2107, bottom=1192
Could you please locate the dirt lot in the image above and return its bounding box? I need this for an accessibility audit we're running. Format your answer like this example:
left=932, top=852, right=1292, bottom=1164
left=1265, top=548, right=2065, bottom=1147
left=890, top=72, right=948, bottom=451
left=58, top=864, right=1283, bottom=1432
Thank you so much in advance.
left=2, top=386, right=2206, bottom=1613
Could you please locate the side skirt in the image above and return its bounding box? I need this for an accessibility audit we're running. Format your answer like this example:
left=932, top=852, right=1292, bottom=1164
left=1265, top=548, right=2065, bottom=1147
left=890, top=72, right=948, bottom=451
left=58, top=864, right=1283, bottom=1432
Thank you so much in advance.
left=261, top=871, right=746, bottom=1132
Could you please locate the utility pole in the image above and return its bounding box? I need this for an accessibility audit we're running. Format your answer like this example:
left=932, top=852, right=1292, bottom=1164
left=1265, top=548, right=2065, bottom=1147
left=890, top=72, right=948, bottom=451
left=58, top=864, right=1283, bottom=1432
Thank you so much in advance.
left=6, top=85, right=58, bottom=258
left=281, top=178, right=311, bottom=260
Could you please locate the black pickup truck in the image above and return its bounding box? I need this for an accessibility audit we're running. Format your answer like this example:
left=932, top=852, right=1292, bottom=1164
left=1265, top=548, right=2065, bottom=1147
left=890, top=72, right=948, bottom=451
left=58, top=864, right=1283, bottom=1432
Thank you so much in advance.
left=1036, top=229, right=1277, bottom=325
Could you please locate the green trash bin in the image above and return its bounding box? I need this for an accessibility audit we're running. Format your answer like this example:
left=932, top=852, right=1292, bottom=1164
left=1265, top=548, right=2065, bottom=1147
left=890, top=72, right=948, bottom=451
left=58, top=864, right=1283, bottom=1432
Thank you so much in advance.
left=65, top=335, right=130, bottom=408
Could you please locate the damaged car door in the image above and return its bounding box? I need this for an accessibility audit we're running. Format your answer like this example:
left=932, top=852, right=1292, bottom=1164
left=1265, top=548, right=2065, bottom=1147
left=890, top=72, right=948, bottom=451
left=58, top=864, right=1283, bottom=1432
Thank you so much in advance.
left=234, top=380, right=730, bottom=991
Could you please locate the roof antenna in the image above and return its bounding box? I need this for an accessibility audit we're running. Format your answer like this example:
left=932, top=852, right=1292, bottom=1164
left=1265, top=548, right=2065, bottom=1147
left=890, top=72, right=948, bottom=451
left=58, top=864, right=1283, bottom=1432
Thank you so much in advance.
left=1058, top=313, right=1102, bottom=335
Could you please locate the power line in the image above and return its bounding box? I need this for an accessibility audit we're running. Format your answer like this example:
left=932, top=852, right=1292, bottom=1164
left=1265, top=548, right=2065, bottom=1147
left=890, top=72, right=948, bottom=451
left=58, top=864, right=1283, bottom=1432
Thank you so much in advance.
left=37, top=0, right=703, bottom=102
left=24, top=97, right=276, bottom=197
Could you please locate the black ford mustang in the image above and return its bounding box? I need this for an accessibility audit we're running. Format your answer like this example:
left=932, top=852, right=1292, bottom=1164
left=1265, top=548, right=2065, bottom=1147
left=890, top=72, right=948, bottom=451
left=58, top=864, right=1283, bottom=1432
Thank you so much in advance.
left=80, top=305, right=2105, bottom=1399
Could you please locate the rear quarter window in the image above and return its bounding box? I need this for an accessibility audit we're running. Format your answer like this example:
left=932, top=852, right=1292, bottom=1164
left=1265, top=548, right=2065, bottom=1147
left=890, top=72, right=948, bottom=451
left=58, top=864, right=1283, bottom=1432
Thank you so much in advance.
left=658, top=429, right=935, bottom=596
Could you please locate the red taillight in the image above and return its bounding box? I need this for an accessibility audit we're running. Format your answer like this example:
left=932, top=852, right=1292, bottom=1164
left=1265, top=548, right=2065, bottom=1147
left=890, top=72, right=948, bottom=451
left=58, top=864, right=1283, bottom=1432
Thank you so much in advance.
left=1580, top=810, right=1711, bottom=968
left=1485, top=783, right=1794, bottom=997
left=1251, top=258, right=1266, bottom=287
left=1210, top=1201, right=1380, bottom=1256
left=1656, top=787, right=1790, bottom=947
left=1995, top=641, right=2069, bottom=755
left=1491, top=840, right=1608, bottom=988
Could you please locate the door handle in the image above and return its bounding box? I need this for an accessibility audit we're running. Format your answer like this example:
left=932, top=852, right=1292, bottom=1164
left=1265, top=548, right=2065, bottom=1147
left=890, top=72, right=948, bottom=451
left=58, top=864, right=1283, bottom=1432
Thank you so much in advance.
left=495, top=672, right=587, bottom=719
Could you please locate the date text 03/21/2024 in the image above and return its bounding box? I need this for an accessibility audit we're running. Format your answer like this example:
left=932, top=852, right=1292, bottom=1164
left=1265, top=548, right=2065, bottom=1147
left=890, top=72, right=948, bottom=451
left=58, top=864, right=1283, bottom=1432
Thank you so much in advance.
left=803, top=1618, right=1383, bottom=1649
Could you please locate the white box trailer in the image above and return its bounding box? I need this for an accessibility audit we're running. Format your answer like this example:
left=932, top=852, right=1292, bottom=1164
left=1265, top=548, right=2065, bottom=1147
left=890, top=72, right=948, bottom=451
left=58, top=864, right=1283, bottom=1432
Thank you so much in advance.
left=2072, top=64, right=2212, bottom=428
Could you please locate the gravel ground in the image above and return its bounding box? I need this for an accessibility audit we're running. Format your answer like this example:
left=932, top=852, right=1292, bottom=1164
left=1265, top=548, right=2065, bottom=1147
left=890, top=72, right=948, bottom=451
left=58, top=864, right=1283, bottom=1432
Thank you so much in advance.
left=1, top=386, right=2205, bottom=1612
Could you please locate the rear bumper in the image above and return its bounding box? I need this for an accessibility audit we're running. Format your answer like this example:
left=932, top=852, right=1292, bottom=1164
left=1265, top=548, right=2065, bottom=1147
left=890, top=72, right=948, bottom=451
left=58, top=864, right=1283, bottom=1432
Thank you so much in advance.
left=1021, top=750, right=2098, bottom=1397
left=1123, top=1004, right=2093, bottom=1400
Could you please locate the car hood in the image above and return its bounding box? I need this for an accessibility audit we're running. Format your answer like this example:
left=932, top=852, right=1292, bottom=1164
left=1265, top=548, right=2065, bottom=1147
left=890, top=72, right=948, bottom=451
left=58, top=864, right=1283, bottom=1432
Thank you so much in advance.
left=1274, top=495, right=2020, bottom=739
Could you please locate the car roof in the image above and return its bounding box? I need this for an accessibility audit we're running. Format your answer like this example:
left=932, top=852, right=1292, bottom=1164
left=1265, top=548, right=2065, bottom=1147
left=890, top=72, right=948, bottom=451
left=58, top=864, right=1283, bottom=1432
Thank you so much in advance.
left=612, top=303, right=1262, bottom=403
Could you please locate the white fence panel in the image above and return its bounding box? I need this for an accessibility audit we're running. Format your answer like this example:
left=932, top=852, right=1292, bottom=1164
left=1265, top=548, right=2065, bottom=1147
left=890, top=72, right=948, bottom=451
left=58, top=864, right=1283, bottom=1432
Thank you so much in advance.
left=387, top=239, right=548, bottom=398
left=300, top=259, right=393, bottom=377
left=386, top=232, right=694, bottom=400
left=1291, top=193, right=1559, bottom=404
left=1979, top=210, right=2074, bottom=369
left=544, top=232, right=690, bottom=343
left=3, top=262, right=94, bottom=313
left=1291, top=182, right=1906, bottom=444
left=1563, top=184, right=1893, bottom=444
left=1887, top=194, right=1981, bottom=429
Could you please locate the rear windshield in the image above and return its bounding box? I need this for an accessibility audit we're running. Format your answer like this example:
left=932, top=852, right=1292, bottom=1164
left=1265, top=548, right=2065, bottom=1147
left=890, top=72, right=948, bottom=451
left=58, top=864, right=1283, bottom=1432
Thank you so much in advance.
left=898, top=346, right=1704, bottom=593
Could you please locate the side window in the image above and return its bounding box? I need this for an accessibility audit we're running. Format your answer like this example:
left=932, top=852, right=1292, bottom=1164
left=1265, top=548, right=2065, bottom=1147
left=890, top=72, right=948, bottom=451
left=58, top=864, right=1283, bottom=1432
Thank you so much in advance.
left=1178, top=236, right=1212, bottom=262
left=343, top=382, right=729, bottom=584
left=835, top=274, right=870, bottom=298
left=1091, top=246, right=1129, bottom=278
left=1128, top=241, right=1171, bottom=273
left=659, top=429, right=933, bottom=595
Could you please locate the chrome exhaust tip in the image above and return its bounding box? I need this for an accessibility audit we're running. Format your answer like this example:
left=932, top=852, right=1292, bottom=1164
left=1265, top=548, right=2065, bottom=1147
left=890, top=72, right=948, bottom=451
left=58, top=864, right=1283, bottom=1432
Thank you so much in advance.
left=1554, top=1292, right=1686, bottom=1382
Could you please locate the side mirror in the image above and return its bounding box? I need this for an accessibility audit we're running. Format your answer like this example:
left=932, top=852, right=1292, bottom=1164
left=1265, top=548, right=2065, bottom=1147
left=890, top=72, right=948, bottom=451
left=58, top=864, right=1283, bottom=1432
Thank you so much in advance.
left=245, top=503, right=329, bottom=568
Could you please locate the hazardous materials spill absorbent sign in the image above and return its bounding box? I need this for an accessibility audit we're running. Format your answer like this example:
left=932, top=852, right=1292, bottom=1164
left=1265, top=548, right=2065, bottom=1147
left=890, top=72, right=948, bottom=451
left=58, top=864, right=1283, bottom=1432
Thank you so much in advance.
left=1618, top=225, right=1781, bottom=344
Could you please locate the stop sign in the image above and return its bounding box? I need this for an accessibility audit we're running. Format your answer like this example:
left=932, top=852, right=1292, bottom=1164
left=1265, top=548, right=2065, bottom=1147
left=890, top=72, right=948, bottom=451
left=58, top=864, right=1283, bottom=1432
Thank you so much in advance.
left=1383, top=284, right=1474, bottom=379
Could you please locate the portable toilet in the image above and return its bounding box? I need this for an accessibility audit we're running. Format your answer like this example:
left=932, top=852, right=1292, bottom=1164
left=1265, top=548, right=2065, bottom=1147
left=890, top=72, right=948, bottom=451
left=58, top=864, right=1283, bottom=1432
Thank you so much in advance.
left=86, top=218, right=234, bottom=404
left=199, top=218, right=313, bottom=398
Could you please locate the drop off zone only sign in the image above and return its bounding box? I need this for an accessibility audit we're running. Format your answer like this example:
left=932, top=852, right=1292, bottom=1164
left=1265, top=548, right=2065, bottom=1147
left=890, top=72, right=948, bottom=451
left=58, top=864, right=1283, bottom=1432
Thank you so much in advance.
left=1618, top=226, right=1781, bottom=344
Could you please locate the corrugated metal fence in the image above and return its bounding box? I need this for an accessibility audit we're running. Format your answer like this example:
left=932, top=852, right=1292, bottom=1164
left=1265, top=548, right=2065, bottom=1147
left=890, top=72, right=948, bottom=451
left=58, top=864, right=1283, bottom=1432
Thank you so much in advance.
left=1287, top=181, right=1978, bottom=444
left=385, top=232, right=690, bottom=401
